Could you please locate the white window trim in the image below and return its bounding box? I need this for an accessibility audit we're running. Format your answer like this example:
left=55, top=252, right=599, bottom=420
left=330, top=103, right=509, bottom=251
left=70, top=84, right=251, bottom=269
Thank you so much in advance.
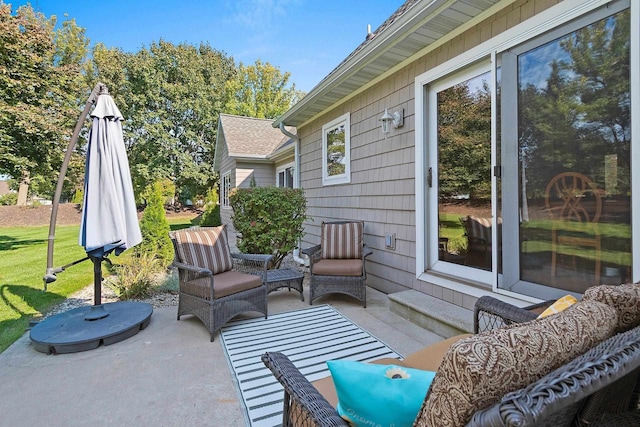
left=276, top=162, right=295, bottom=188
left=322, top=112, right=351, bottom=186
left=414, top=0, right=632, bottom=304
left=221, top=171, right=231, bottom=209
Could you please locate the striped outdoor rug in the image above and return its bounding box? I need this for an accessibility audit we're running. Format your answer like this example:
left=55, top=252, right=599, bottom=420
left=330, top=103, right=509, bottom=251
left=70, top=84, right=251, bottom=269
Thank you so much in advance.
left=220, top=304, right=402, bottom=427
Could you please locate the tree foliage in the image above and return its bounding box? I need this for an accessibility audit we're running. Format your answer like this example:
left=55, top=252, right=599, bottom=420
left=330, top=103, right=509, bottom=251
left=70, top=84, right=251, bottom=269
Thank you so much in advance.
left=85, top=40, right=237, bottom=200
left=0, top=2, right=88, bottom=198
left=1, top=4, right=302, bottom=205
left=225, top=60, right=303, bottom=119
left=519, top=10, right=630, bottom=197
left=437, top=81, right=492, bottom=199
left=230, top=187, right=308, bottom=269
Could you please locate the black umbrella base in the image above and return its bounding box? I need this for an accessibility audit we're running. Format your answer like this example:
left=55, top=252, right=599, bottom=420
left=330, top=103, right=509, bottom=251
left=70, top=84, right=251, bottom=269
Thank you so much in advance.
left=29, top=301, right=153, bottom=354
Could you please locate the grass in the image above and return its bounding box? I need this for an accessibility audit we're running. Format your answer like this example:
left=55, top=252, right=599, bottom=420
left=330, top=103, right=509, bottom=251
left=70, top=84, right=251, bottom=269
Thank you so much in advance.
left=438, top=213, right=467, bottom=253
left=0, top=215, right=195, bottom=354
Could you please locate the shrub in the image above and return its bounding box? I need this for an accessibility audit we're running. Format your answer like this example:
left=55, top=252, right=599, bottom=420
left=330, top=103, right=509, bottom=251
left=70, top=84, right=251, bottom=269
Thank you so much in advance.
left=135, top=181, right=173, bottom=266
left=199, top=187, right=221, bottom=226
left=0, top=193, right=17, bottom=205
left=230, top=187, right=309, bottom=268
left=110, top=254, right=163, bottom=299
left=71, top=189, right=83, bottom=204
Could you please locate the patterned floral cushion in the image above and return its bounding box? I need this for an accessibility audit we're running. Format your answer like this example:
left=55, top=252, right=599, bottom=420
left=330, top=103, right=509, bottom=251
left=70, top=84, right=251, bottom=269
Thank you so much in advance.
left=582, top=283, right=640, bottom=333
left=321, top=222, right=363, bottom=260
left=415, top=300, right=618, bottom=427
left=172, top=226, right=233, bottom=275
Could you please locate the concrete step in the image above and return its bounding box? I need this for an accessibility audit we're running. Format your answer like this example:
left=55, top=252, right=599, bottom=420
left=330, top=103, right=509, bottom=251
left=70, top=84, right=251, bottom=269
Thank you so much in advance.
left=388, top=290, right=473, bottom=338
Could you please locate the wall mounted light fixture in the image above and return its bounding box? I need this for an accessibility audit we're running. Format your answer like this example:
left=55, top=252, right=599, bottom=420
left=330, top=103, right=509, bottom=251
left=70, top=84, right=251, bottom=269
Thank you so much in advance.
left=379, top=108, right=404, bottom=138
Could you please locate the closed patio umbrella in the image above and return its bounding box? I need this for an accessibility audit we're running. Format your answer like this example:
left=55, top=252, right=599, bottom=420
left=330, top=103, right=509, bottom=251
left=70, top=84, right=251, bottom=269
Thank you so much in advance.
left=80, top=85, right=142, bottom=308
left=31, top=83, right=152, bottom=354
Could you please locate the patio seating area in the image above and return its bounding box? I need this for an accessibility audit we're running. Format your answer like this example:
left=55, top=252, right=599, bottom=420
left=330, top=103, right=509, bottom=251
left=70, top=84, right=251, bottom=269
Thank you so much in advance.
left=0, top=284, right=442, bottom=426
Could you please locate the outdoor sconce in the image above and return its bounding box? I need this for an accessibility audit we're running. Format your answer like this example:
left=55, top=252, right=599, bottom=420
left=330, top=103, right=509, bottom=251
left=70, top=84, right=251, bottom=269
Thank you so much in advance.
left=379, top=108, right=404, bottom=138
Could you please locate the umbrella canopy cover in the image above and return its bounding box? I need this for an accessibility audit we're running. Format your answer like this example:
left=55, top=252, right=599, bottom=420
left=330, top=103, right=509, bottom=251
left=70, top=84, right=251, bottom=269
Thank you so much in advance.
left=79, top=93, right=142, bottom=258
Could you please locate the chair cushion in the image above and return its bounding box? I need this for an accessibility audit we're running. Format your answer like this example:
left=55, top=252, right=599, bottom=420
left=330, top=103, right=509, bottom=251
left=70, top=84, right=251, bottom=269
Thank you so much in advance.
left=327, top=360, right=436, bottom=427
left=312, top=334, right=470, bottom=409
left=312, top=259, right=363, bottom=277
left=415, top=300, right=618, bottom=427
left=321, top=222, right=363, bottom=259
left=583, top=283, right=640, bottom=333
left=173, top=226, right=233, bottom=275
left=182, top=270, right=262, bottom=299
left=464, top=216, right=493, bottom=244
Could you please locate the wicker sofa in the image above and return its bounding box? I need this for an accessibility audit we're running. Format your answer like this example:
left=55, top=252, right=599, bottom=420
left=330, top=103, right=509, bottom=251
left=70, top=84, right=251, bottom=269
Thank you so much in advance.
left=262, top=284, right=640, bottom=426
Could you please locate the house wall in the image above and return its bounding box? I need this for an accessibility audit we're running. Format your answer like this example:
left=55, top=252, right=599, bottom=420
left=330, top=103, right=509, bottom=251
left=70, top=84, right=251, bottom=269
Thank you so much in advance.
left=297, top=0, right=561, bottom=307
left=236, top=162, right=275, bottom=188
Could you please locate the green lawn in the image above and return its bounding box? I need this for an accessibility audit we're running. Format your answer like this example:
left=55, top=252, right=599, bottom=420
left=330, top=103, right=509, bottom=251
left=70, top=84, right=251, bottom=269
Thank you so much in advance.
left=0, top=217, right=195, bottom=353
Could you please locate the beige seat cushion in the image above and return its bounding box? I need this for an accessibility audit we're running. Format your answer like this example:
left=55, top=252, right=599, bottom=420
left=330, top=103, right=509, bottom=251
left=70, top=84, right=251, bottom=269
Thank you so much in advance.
left=415, top=300, right=619, bottom=427
left=173, top=226, right=233, bottom=274
left=582, top=283, right=640, bottom=333
left=312, top=334, right=471, bottom=409
left=321, top=222, right=363, bottom=259
left=182, top=270, right=262, bottom=299
left=312, top=259, right=363, bottom=276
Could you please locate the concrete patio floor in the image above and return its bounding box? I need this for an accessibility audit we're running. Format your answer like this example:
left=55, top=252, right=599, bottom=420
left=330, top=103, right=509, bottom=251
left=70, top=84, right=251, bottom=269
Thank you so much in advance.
left=0, top=286, right=442, bottom=426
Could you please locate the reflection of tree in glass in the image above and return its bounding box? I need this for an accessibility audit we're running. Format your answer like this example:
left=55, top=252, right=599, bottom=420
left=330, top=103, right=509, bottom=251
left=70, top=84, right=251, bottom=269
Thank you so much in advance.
left=519, top=9, right=630, bottom=198
left=326, top=125, right=346, bottom=176
left=437, top=79, right=492, bottom=200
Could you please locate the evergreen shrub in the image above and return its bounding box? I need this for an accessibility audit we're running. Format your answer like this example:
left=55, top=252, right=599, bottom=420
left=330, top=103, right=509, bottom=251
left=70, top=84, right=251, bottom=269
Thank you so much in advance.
left=230, top=186, right=308, bottom=268
left=135, top=181, right=173, bottom=266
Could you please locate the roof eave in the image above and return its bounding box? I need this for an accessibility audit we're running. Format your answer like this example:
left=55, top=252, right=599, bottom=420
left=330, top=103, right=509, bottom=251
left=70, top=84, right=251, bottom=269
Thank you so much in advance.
left=273, top=0, right=437, bottom=128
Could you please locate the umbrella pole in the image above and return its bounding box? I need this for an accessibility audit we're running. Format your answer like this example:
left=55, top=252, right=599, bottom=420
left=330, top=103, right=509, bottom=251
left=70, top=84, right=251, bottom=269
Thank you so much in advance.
left=44, top=83, right=106, bottom=290
left=92, top=256, right=103, bottom=306
left=84, top=256, right=109, bottom=321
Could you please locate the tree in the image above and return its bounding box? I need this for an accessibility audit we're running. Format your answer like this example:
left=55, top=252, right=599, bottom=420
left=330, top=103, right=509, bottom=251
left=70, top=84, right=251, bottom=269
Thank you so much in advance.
left=135, top=181, right=173, bottom=266
left=437, top=82, right=492, bottom=199
left=225, top=60, right=303, bottom=119
left=86, top=40, right=236, bottom=201
left=0, top=3, right=88, bottom=201
left=520, top=10, right=631, bottom=196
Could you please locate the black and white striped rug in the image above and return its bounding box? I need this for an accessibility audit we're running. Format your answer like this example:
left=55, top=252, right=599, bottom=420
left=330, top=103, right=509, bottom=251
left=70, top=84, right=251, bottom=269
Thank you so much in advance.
left=220, top=305, right=402, bottom=427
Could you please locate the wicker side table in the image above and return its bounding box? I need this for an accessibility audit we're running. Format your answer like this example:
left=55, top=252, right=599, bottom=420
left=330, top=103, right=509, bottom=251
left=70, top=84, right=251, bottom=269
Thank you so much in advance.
left=266, top=268, right=305, bottom=301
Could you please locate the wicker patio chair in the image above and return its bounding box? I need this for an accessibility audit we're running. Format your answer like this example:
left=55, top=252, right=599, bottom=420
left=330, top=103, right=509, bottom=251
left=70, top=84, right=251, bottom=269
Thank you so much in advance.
left=302, top=221, right=372, bottom=307
left=169, top=225, right=272, bottom=341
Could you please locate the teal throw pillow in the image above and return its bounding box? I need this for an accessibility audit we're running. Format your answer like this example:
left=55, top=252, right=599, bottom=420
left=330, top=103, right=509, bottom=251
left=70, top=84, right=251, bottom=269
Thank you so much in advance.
left=327, top=360, right=436, bottom=427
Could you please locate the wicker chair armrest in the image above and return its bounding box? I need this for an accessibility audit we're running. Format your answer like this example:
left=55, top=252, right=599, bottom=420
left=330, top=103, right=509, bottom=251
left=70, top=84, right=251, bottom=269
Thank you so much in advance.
left=172, top=260, right=213, bottom=281
left=261, top=352, right=349, bottom=427
left=302, top=245, right=322, bottom=268
left=302, top=245, right=321, bottom=257
left=363, top=245, right=373, bottom=259
left=474, top=295, right=555, bottom=334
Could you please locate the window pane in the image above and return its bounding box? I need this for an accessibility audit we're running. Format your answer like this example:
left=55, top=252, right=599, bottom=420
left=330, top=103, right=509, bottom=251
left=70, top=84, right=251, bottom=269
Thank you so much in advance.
left=517, top=10, right=631, bottom=294
left=286, top=167, right=294, bottom=188
left=437, top=72, right=493, bottom=270
left=278, top=171, right=284, bottom=187
left=326, top=124, right=346, bottom=177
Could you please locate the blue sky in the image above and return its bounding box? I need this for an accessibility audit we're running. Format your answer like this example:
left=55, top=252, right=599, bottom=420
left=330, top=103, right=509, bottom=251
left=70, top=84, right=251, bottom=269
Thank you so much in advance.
left=13, top=0, right=402, bottom=93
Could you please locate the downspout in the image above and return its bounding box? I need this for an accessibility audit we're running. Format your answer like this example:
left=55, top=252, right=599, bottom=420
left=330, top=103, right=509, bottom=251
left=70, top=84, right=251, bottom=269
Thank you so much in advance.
left=279, top=122, right=308, bottom=266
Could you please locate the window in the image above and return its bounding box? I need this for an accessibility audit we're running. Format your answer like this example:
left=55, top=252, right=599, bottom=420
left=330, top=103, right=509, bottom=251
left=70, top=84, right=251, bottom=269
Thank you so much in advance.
left=415, top=0, right=634, bottom=301
left=277, top=163, right=294, bottom=188
left=221, top=171, right=231, bottom=208
left=322, top=113, right=351, bottom=185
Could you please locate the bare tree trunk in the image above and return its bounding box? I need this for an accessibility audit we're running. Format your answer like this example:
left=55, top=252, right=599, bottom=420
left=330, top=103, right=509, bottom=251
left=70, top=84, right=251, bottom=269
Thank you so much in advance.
left=16, top=170, right=30, bottom=206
